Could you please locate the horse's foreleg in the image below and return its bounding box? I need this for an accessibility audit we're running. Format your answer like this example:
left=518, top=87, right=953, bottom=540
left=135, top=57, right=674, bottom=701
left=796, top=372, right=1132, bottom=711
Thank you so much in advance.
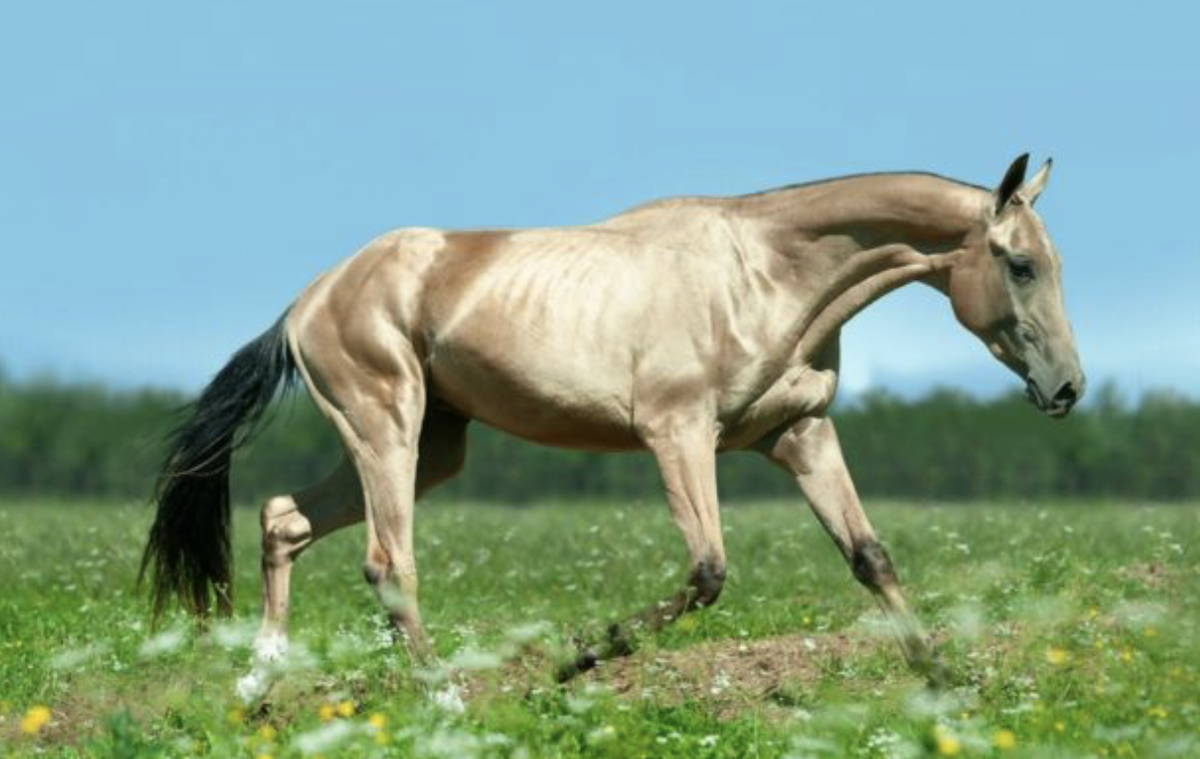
left=761, top=416, right=944, bottom=683
left=560, top=419, right=726, bottom=680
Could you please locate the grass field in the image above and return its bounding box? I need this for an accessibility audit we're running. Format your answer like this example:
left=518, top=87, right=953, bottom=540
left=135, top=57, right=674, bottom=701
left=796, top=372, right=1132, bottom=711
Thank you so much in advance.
left=1, top=499, right=1197, bottom=758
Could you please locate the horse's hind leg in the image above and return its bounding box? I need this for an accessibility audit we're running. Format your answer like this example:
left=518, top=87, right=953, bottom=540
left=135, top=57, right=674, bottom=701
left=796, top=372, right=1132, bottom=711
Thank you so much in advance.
left=254, top=458, right=363, bottom=655
left=301, top=341, right=432, bottom=662
left=356, top=403, right=469, bottom=661
left=255, top=404, right=468, bottom=646
left=236, top=458, right=363, bottom=702
left=238, top=408, right=468, bottom=703
left=560, top=418, right=726, bottom=680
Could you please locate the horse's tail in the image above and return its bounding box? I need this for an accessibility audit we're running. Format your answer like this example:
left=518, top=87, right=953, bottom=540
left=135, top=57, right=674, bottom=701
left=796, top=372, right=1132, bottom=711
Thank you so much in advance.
left=139, top=313, right=296, bottom=621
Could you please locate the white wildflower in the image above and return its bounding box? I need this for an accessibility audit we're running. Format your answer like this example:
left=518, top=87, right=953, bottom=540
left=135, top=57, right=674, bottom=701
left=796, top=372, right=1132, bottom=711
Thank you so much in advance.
left=139, top=626, right=187, bottom=658
left=448, top=647, right=503, bottom=671
left=431, top=682, right=466, bottom=714
left=51, top=642, right=108, bottom=671
left=210, top=619, right=257, bottom=650
left=293, top=721, right=359, bottom=755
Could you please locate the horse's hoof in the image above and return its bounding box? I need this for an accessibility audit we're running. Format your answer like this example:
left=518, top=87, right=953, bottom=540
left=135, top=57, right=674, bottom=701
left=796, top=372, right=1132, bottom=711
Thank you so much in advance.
left=235, top=668, right=273, bottom=705
left=918, top=656, right=955, bottom=689
left=555, top=649, right=597, bottom=683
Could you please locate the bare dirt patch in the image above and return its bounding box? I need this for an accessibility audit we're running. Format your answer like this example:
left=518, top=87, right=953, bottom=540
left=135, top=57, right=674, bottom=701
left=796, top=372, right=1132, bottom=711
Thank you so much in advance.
left=570, top=632, right=875, bottom=718
left=1116, top=561, right=1172, bottom=590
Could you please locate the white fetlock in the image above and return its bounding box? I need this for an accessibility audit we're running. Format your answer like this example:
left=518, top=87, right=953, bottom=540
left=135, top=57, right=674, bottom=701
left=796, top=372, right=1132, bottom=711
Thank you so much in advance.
left=254, top=631, right=290, bottom=662
left=235, top=632, right=290, bottom=705
left=430, top=681, right=466, bottom=714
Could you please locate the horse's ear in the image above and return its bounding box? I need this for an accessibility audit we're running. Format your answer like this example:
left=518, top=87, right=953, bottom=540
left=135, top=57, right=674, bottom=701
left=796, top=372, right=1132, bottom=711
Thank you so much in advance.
left=1018, top=158, right=1052, bottom=206
left=993, top=153, right=1030, bottom=214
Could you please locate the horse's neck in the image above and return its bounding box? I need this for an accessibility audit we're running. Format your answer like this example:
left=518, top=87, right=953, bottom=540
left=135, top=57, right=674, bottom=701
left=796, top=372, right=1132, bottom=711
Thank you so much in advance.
left=736, top=173, right=986, bottom=237
left=733, top=174, right=987, bottom=361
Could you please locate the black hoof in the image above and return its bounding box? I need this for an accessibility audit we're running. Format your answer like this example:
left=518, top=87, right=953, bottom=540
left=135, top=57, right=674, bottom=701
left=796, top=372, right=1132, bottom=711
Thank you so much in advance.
left=555, top=648, right=598, bottom=683
left=916, top=655, right=955, bottom=689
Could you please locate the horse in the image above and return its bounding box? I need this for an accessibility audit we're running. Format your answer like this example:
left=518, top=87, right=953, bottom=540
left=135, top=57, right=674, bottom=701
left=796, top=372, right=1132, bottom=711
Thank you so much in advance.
left=139, top=153, right=1083, bottom=700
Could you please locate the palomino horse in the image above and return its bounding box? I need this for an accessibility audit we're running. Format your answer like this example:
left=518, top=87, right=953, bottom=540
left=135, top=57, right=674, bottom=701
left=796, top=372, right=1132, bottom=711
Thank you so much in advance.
left=140, top=154, right=1083, bottom=699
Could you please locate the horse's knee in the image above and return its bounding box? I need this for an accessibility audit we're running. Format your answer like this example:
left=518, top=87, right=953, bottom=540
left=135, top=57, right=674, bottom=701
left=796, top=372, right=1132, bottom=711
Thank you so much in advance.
left=852, top=541, right=898, bottom=592
left=261, top=496, right=312, bottom=566
left=362, top=551, right=389, bottom=588
left=689, top=559, right=727, bottom=607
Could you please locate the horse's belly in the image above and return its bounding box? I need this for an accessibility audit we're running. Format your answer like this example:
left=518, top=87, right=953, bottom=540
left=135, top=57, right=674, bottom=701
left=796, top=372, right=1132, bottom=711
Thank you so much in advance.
left=427, top=340, right=639, bottom=451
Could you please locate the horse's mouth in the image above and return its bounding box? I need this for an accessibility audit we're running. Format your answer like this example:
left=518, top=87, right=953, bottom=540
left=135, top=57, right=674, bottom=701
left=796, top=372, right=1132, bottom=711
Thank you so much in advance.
left=1026, top=380, right=1074, bottom=418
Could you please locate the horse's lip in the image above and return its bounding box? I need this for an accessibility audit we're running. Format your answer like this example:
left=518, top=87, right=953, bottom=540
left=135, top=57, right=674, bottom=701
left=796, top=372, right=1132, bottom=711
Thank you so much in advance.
left=1025, top=380, right=1048, bottom=410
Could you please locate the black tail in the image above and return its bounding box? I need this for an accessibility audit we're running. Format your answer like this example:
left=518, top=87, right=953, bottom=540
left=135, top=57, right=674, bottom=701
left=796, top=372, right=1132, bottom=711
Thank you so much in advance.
left=139, top=314, right=296, bottom=621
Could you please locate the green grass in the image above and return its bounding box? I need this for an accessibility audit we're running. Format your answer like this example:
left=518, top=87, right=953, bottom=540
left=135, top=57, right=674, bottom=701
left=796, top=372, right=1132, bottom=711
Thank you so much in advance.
left=1, top=499, right=1197, bottom=757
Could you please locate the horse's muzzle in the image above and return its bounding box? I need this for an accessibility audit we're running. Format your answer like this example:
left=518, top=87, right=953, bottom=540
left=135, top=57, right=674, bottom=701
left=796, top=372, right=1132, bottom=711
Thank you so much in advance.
left=1027, top=377, right=1083, bottom=418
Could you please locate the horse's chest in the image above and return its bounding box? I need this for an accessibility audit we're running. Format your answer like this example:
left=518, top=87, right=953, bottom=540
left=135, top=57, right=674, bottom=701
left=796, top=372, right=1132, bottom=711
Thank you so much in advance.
left=721, top=362, right=840, bottom=449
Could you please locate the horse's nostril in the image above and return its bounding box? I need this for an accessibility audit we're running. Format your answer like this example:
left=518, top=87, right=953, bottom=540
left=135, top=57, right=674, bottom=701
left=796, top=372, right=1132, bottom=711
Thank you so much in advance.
left=1053, top=382, right=1078, bottom=407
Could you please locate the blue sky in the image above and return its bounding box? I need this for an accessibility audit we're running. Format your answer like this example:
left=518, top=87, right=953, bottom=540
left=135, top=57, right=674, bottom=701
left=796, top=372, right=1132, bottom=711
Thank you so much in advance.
left=1, top=2, right=1197, bottom=398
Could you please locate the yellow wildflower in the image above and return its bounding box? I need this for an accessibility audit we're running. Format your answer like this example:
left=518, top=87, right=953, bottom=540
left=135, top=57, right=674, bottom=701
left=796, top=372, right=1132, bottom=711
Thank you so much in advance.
left=1054, top=721, right=1065, bottom=733
left=1088, top=607, right=1098, bottom=619
left=368, top=713, right=387, bottom=730
left=1045, top=647, right=1069, bottom=665
left=318, top=703, right=335, bottom=722
left=1120, top=649, right=1132, bottom=663
left=20, top=705, right=52, bottom=734
left=993, top=729, right=1017, bottom=750
left=936, top=732, right=961, bottom=756
left=336, top=700, right=355, bottom=718
left=1148, top=706, right=1168, bottom=720
left=226, top=707, right=244, bottom=725
left=257, top=724, right=277, bottom=740
left=256, top=754, right=274, bottom=759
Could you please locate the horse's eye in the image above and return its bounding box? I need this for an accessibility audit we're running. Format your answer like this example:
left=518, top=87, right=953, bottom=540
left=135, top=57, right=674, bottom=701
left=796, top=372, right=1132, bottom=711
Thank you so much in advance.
left=1008, top=259, right=1035, bottom=283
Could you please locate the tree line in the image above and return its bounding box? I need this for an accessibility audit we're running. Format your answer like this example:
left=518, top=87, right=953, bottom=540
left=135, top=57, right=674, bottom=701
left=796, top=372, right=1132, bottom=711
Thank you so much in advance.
left=1, top=373, right=1197, bottom=504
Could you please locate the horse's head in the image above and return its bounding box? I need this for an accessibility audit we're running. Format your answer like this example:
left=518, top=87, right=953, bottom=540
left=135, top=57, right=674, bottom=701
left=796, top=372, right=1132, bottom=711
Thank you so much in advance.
left=946, top=154, right=1085, bottom=417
